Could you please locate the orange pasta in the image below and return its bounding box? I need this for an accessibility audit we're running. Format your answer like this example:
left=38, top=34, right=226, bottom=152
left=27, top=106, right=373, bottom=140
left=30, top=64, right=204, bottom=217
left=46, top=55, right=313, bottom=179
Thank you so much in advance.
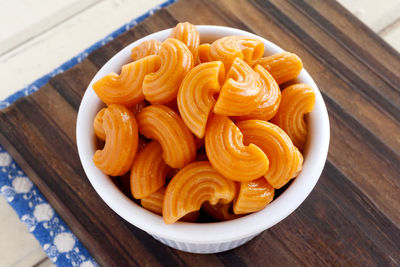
left=210, top=36, right=264, bottom=69
left=236, top=65, right=281, bottom=121
left=131, top=40, right=162, bottom=61
left=130, top=141, right=170, bottom=199
left=141, top=187, right=200, bottom=222
left=163, top=161, right=236, bottom=224
left=205, top=114, right=269, bottom=181
left=136, top=104, right=196, bottom=168
left=237, top=120, right=303, bottom=189
left=93, top=55, right=161, bottom=107
left=197, top=43, right=212, bottom=64
left=177, top=61, right=225, bottom=138
left=143, top=38, right=194, bottom=104
left=233, top=178, right=274, bottom=214
left=271, top=83, right=315, bottom=151
left=214, top=57, right=263, bottom=116
left=202, top=201, right=243, bottom=221
left=255, top=52, right=303, bottom=84
left=141, top=187, right=165, bottom=215
left=93, top=105, right=138, bottom=176
left=93, top=108, right=106, bottom=141
left=170, top=22, right=200, bottom=61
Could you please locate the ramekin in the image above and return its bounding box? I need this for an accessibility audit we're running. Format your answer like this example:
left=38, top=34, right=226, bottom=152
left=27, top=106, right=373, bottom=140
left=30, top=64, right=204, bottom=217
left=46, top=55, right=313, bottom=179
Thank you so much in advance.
left=76, top=26, right=330, bottom=254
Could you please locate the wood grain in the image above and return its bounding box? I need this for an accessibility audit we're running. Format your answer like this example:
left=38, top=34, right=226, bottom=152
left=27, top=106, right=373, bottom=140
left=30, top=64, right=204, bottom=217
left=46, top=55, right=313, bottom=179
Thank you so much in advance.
left=0, top=0, right=399, bottom=266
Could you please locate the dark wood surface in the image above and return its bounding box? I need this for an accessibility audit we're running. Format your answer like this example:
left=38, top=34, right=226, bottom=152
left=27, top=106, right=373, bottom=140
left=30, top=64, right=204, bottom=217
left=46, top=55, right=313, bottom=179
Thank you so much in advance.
left=1, top=0, right=399, bottom=266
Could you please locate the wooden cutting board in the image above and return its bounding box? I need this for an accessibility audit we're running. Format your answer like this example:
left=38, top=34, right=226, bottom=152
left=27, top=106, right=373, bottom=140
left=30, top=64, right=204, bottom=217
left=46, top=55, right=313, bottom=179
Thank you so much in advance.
left=1, top=0, right=399, bottom=266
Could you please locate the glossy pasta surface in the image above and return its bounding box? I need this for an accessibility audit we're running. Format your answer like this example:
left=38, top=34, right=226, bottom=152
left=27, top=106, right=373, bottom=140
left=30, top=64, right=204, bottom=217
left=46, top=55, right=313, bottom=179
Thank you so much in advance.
left=93, top=108, right=106, bottom=141
left=205, top=114, right=269, bottom=181
left=237, top=120, right=303, bottom=189
left=214, top=57, right=263, bottom=116
left=170, top=22, right=200, bottom=61
left=233, top=178, right=274, bottom=214
left=93, top=55, right=161, bottom=107
left=131, top=40, right=162, bottom=61
left=163, top=161, right=236, bottom=224
left=93, top=104, right=139, bottom=176
left=130, top=141, right=170, bottom=199
left=197, top=43, right=212, bottom=64
left=143, top=38, right=194, bottom=104
left=255, top=52, right=303, bottom=84
left=177, top=61, right=225, bottom=138
left=210, top=36, right=264, bottom=69
left=236, top=65, right=281, bottom=121
left=271, top=83, right=315, bottom=151
left=136, top=104, right=196, bottom=169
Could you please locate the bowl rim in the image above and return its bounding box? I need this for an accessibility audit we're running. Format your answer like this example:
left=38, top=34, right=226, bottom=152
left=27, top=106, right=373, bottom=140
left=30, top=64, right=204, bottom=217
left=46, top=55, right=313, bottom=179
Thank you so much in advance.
left=76, top=25, right=330, bottom=244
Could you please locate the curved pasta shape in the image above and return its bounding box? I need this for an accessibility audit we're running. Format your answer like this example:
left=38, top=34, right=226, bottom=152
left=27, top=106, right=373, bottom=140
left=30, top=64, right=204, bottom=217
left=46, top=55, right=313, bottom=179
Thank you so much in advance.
left=130, top=141, right=170, bottom=199
left=202, top=201, right=243, bottom=221
left=143, top=38, right=194, bottom=104
left=214, top=57, right=263, bottom=116
left=210, top=36, right=264, bottom=69
left=93, top=105, right=139, bottom=176
left=236, top=65, right=281, bottom=121
left=141, top=187, right=200, bottom=222
left=131, top=40, right=162, bottom=61
left=237, top=120, right=303, bottom=189
left=177, top=61, right=225, bottom=138
left=170, top=22, right=200, bottom=60
left=93, top=55, right=161, bottom=107
left=141, top=187, right=165, bottom=215
left=136, top=104, right=196, bottom=168
left=271, top=83, right=315, bottom=151
left=93, top=108, right=106, bottom=140
left=163, top=161, right=236, bottom=224
left=205, top=114, right=269, bottom=181
left=197, top=43, right=212, bottom=64
left=255, top=52, right=303, bottom=84
left=233, top=178, right=274, bottom=214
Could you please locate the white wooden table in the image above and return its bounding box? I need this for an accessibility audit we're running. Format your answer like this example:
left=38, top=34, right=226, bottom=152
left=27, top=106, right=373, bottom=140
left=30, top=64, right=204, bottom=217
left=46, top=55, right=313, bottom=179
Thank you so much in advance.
left=0, top=0, right=399, bottom=266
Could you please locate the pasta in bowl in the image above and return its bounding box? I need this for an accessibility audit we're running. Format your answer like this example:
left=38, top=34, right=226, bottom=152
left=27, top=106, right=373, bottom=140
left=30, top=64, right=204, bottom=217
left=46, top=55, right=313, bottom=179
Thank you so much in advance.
left=76, top=24, right=330, bottom=253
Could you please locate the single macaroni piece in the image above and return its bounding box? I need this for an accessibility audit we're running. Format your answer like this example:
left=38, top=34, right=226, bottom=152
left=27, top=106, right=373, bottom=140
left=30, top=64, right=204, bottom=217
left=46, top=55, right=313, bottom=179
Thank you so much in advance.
left=197, top=43, right=212, bottom=64
left=143, top=38, right=194, bottom=104
left=178, top=61, right=225, bottom=138
left=255, top=52, right=303, bottom=85
left=93, top=55, right=161, bottom=107
left=202, top=201, right=243, bottom=221
left=131, top=40, right=162, bottom=61
left=210, top=36, right=264, bottom=69
left=236, top=65, right=281, bottom=121
left=141, top=187, right=165, bottom=215
left=271, top=83, right=315, bottom=151
left=205, top=114, right=269, bottom=181
left=233, top=177, right=274, bottom=214
left=163, top=161, right=236, bottom=224
left=170, top=22, right=200, bottom=61
left=136, top=104, right=196, bottom=169
left=214, top=57, right=263, bottom=116
left=130, top=141, right=170, bottom=199
left=93, top=108, right=106, bottom=140
left=141, top=187, right=200, bottom=222
left=93, top=105, right=139, bottom=176
left=237, top=120, right=303, bottom=189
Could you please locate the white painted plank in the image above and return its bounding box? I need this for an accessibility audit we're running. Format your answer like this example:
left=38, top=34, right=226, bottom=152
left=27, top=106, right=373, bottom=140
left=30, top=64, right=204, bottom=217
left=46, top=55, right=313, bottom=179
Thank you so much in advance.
left=0, top=0, right=101, bottom=55
left=0, top=0, right=165, bottom=101
left=337, top=0, right=400, bottom=32
left=382, top=23, right=400, bottom=52
left=0, top=196, right=47, bottom=267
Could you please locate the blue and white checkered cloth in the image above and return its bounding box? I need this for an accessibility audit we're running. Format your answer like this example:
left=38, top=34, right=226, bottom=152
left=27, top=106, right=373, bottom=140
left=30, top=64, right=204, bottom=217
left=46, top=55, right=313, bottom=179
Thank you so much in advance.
left=0, top=1, right=176, bottom=266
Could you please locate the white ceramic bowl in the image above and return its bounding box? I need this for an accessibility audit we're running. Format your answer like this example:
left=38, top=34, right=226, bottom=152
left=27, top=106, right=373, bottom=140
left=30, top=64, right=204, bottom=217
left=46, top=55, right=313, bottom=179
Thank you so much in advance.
left=76, top=26, right=330, bottom=254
